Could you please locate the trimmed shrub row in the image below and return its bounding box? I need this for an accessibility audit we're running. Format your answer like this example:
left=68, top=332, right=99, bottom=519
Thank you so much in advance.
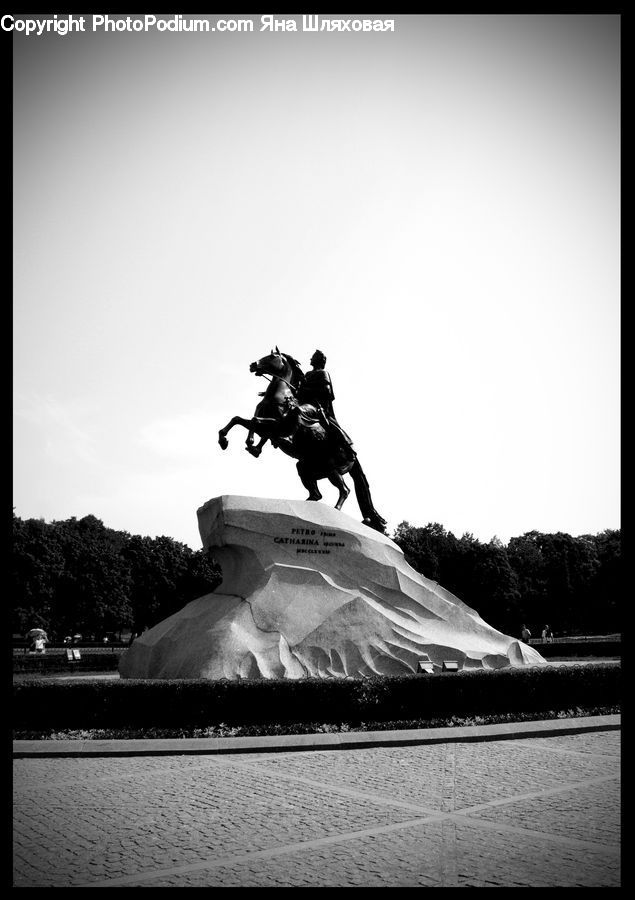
left=13, top=664, right=620, bottom=731
left=533, top=640, right=620, bottom=658
left=13, top=653, right=121, bottom=673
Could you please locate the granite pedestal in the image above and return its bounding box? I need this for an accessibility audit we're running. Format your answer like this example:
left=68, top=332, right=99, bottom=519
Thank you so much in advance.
left=119, top=496, right=545, bottom=680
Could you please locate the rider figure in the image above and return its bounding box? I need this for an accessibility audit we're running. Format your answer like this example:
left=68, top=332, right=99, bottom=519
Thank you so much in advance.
left=297, top=350, right=353, bottom=448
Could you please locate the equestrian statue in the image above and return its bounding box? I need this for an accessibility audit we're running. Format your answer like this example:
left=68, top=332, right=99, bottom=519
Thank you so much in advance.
left=218, top=348, right=387, bottom=532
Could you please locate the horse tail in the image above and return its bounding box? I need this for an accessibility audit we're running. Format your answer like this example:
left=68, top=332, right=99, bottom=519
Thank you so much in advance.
left=349, top=459, right=387, bottom=533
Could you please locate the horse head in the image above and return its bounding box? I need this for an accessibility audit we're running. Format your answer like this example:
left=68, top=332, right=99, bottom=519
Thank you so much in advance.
left=250, top=349, right=284, bottom=376
left=249, top=349, right=303, bottom=387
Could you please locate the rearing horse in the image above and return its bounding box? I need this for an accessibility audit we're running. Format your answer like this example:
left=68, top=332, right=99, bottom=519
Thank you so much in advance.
left=218, top=349, right=387, bottom=531
left=246, top=350, right=305, bottom=459
left=218, top=348, right=303, bottom=461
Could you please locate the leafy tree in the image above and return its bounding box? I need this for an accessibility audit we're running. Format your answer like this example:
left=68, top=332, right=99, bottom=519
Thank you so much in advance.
left=533, top=532, right=599, bottom=635
left=507, top=532, right=549, bottom=630
left=587, top=529, right=621, bottom=633
left=121, top=535, right=220, bottom=630
left=463, top=538, right=521, bottom=633
left=392, top=522, right=614, bottom=637
left=12, top=513, right=65, bottom=634
left=178, top=548, right=222, bottom=605
left=507, top=531, right=604, bottom=635
left=50, top=515, right=133, bottom=638
left=393, top=521, right=458, bottom=584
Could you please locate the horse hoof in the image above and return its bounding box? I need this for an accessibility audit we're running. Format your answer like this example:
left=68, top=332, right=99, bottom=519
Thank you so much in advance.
left=245, top=446, right=261, bottom=458
left=218, top=435, right=228, bottom=450
left=363, top=516, right=386, bottom=534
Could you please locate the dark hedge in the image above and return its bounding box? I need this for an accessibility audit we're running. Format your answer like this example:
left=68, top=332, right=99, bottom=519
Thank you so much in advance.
left=531, top=641, right=620, bottom=658
left=13, top=653, right=121, bottom=673
left=13, top=664, right=620, bottom=731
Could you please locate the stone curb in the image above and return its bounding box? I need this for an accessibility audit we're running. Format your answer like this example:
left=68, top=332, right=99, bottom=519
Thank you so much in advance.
left=13, top=715, right=620, bottom=758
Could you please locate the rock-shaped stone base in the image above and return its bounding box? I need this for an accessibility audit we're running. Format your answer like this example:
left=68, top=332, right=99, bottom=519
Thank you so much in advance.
left=119, top=496, right=545, bottom=680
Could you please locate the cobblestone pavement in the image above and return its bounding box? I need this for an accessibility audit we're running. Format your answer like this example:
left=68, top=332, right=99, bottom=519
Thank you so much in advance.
left=13, top=730, right=620, bottom=888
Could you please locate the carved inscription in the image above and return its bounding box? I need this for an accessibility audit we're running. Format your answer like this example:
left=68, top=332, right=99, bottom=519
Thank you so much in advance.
left=273, top=528, right=346, bottom=555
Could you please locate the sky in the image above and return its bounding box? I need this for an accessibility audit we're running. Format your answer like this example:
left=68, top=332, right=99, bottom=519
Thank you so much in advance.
left=12, top=14, right=620, bottom=549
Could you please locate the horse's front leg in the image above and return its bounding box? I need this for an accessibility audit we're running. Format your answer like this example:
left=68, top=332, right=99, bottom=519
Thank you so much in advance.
left=219, top=416, right=262, bottom=450
left=246, top=400, right=264, bottom=448
left=246, top=435, right=268, bottom=458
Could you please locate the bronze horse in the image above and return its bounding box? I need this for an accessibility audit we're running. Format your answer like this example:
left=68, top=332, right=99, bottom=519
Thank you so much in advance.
left=218, top=349, right=386, bottom=532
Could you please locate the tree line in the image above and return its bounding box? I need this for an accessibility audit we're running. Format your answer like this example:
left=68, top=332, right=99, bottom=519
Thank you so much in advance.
left=12, top=512, right=620, bottom=640
left=392, top=522, right=620, bottom=638
left=12, top=513, right=221, bottom=640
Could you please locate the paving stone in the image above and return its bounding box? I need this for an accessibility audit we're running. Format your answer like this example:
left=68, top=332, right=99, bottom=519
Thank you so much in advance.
left=13, top=730, right=620, bottom=888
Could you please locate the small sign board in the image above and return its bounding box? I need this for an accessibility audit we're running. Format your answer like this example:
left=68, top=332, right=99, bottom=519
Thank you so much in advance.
left=417, top=660, right=435, bottom=674
left=442, top=660, right=460, bottom=672
left=67, top=648, right=82, bottom=661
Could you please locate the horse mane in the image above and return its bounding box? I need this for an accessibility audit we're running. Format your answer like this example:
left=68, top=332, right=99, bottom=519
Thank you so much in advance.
left=280, top=352, right=305, bottom=388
